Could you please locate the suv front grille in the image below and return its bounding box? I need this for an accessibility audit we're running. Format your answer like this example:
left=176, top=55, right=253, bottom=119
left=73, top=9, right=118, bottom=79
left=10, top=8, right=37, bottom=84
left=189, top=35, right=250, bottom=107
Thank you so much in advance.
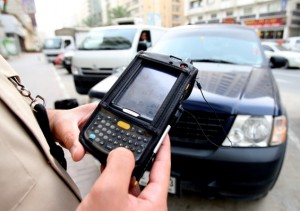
left=169, top=111, right=234, bottom=149
left=81, top=68, right=114, bottom=75
left=46, top=54, right=59, bottom=57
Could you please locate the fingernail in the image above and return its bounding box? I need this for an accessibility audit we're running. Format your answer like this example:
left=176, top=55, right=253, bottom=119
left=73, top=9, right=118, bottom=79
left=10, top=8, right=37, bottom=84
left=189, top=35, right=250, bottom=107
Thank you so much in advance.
left=134, top=180, right=138, bottom=186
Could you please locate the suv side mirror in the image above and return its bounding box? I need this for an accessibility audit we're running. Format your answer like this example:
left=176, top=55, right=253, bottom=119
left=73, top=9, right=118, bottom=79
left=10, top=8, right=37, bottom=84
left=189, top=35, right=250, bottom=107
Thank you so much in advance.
left=137, top=42, right=147, bottom=51
left=269, top=56, right=288, bottom=69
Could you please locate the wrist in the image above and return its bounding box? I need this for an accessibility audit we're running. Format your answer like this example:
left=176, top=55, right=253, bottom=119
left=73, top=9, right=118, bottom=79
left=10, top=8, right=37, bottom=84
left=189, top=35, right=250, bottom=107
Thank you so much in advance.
left=46, top=109, right=57, bottom=131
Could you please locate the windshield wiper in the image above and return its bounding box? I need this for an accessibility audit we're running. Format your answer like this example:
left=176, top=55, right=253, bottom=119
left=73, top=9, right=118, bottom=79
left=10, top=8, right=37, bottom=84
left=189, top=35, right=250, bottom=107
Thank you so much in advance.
left=191, top=59, right=237, bottom=65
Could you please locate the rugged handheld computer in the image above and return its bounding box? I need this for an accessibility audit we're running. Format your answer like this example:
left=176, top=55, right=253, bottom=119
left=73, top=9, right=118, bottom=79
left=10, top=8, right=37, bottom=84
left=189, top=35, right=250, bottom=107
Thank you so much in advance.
left=79, top=51, right=198, bottom=180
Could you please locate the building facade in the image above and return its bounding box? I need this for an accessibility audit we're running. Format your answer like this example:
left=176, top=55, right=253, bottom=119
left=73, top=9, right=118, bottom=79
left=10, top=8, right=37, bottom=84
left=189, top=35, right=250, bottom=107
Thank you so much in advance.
left=105, top=0, right=185, bottom=27
left=86, top=0, right=103, bottom=26
left=0, top=0, right=38, bottom=56
left=185, top=0, right=300, bottom=39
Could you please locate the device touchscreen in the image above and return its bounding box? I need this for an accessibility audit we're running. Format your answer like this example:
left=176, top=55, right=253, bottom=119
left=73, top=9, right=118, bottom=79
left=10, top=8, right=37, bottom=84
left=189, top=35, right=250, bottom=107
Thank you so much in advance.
left=113, top=66, right=177, bottom=121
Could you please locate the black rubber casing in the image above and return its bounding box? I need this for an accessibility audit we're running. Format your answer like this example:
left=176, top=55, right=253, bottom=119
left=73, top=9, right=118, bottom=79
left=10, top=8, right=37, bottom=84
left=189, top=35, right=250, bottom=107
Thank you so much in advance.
left=80, top=51, right=198, bottom=179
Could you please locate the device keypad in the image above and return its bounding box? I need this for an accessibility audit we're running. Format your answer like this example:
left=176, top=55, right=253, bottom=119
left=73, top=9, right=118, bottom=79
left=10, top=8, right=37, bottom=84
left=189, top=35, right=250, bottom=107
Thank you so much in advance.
left=85, top=109, right=152, bottom=160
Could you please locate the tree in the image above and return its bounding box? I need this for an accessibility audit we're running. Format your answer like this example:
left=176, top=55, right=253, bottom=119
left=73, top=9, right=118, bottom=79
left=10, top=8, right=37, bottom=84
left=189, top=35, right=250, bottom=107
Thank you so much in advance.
left=109, top=6, right=131, bottom=20
left=82, top=13, right=102, bottom=27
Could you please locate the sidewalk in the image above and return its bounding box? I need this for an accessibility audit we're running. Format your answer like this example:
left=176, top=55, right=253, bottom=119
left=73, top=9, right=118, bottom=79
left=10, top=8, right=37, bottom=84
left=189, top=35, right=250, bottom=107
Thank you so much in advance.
left=8, top=53, right=100, bottom=197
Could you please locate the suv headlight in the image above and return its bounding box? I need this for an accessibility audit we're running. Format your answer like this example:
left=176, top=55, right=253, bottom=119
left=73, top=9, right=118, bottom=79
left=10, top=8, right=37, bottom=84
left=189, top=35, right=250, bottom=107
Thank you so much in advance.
left=64, top=56, right=72, bottom=61
left=223, top=115, right=287, bottom=147
left=223, top=115, right=270, bottom=147
left=72, top=66, right=81, bottom=75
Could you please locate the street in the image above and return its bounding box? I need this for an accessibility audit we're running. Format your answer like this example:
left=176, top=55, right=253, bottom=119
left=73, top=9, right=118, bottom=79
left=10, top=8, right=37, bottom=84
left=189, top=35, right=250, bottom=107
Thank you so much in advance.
left=8, top=53, right=300, bottom=210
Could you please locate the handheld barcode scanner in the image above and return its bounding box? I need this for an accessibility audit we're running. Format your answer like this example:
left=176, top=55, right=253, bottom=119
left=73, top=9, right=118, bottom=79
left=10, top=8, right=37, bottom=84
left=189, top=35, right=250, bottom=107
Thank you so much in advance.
left=80, top=51, right=198, bottom=180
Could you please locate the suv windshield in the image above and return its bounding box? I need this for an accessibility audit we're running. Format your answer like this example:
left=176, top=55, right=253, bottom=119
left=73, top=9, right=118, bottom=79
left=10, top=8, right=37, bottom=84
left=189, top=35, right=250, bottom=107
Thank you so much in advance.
left=43, top=38, right=62, bottom=50
left=152, top=27, right=264, bottom=66
left=79, top=28, right=136, bottom=50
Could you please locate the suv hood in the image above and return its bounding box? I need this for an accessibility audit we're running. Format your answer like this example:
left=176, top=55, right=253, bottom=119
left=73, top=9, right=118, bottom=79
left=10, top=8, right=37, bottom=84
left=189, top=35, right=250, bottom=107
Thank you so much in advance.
left=89, top=63, right=278, bottom=116
left=184, top=63, right=277, bottom=116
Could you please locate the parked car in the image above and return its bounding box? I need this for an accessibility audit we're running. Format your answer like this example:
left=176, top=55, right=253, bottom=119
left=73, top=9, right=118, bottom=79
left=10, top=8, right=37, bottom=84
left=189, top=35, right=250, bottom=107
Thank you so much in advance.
left=62, top=50, right=74, bottom=74
left=88, top=24, right=288, bottom=200
left=282, top=36, right=300, bottom=52
left=52, top=51, right=73, bottom=74
left=43, top=36, right=75, bottom=63
left=262, top=41, right=300, bottom=69
left=71, top=25, right=168, bottom=94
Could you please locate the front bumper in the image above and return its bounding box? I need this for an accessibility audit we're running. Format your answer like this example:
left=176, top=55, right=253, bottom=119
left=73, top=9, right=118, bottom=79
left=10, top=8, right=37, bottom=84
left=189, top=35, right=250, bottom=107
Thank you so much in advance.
left=170, top=142, right=287, bottom=199
left=46, top=56, right=58, bottom=63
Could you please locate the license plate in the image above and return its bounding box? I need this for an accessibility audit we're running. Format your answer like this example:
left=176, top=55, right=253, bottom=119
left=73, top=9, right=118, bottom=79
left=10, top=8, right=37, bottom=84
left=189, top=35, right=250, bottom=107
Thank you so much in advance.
left=139, top=171, right=177, bottom=194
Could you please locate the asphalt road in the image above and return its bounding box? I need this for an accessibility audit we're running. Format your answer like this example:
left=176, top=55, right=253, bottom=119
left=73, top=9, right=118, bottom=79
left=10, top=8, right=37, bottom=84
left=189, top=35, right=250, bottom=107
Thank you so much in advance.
left=8, top=53, right=300, bottom=211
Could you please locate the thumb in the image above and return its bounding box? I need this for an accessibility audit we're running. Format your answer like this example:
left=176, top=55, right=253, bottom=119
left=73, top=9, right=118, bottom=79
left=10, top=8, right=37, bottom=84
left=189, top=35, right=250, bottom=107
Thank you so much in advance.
left=100, top=148, right=135, bottom=194
left=79, top=148, right=136, bottom=210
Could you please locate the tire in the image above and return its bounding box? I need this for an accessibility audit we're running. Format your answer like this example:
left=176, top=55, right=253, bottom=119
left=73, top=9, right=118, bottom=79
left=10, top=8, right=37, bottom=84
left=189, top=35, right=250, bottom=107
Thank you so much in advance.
left=66, top=66, right=72, bottom=74
left=281, top=60, right=289, bottom=69
left=63, top=61, right=72, bottom=74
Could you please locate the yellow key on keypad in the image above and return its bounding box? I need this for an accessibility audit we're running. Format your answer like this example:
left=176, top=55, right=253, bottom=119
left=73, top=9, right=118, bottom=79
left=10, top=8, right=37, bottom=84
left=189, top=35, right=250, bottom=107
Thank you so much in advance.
left=117, top=121, right=131, bottom=130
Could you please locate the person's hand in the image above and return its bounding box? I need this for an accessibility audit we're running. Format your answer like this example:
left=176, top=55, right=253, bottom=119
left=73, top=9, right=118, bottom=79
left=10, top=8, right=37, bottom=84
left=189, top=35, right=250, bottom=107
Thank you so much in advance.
left=77, top=135, right=171, bottom=211
left=47, top=103, right=97, bottom=161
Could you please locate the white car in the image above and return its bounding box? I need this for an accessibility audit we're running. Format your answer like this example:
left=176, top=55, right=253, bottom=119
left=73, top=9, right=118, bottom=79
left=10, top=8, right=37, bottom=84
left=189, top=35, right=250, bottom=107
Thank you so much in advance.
left=72, top=25, right=168, bottom=94
left=262, top=42, right=300, bottom=69
left=282, top=37, right=300, bottom=52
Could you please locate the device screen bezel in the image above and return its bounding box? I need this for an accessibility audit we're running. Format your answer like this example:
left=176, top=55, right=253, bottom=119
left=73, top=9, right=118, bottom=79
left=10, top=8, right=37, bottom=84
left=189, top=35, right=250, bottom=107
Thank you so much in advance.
left=111, top=63, right=180, bottom=122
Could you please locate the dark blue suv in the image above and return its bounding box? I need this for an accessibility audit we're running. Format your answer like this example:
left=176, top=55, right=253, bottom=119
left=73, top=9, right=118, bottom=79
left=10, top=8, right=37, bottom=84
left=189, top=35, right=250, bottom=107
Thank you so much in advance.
left=88, top=24, right=288, bottom=199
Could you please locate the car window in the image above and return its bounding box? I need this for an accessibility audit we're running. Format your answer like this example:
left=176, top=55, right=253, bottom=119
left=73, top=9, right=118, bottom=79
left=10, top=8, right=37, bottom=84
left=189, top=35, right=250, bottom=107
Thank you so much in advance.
left=79, top=28, right=137, bottom=50
left=139, top=30, right=152, bottom=48
left=152, top=28, right=264, bottom=66
left=262, top=45, right=274, bottom=52
left=43, top=38, right=62, bottom=49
